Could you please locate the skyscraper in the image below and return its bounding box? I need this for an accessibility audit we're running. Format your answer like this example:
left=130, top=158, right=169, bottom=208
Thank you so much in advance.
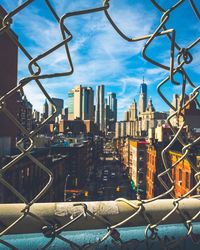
left=104, top=98, right=110, bottom=132
left=49, top=98, right=64, bottom=119
left=129, top=99, right=137, bottom=121
left=43, top=99, right=48, bottom=119
left=73, top=85, right=82, bottom=120
left=68, top=85, right=94, bottom=121
left=82, top=87, right=94, bottom=120
left=68, top=89, right=74, bottom=120
left=108, top=92, right=117, bottom=122
left=138, top=80, right=147, bottom=115
left=68, top=85, right=82, bottom=120
left=95, top=85, right=105, bottom=132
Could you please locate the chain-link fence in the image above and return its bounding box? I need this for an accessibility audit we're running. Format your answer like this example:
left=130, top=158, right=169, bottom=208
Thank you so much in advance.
left=0, top=0, right=200, bottom=249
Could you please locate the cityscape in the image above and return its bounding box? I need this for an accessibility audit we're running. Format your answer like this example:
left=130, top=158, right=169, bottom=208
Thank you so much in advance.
left=0, top=3, right=200, bottom=204
left=0, top=1, right=200, bottom=249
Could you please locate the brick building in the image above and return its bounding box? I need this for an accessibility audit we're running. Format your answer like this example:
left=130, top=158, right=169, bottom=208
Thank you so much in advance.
left=0, top=139, right=94, bottom=203
left=129, top=139, right=148, bottom=198
left=169, top=150, right=197, bottom=198
left=146, top=143, right=166, bottom=199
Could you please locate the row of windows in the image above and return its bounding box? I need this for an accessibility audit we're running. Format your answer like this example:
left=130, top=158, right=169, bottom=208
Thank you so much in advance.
left=178, top=169, right=190, bottom=189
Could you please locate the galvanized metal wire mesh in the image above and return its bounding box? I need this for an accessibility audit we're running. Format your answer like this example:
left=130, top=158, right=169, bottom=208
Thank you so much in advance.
left=0, top=0, right=200, bottom=249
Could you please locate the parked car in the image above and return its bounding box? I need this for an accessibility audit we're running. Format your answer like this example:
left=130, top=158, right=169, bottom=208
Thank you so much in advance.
left=111, top=172, right=116, bottom=179
left=103, top=169, right=109, bottom=175
left=102, top=176, right=108, bottom=182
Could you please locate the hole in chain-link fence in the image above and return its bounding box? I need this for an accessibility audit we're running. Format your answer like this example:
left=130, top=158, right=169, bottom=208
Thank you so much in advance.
left=0, top=0, right=200, bottom=249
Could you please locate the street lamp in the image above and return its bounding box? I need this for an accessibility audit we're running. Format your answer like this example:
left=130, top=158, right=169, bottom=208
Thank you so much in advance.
left=64, top=174, right=70, bottom=202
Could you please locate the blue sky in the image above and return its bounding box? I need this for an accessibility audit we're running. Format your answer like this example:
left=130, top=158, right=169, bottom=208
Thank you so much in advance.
left=0, top=0, right=199, bottom=120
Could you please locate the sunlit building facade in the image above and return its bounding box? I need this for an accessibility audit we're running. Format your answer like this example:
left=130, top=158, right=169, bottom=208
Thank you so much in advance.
left=95, top=85, right=105, bottom=132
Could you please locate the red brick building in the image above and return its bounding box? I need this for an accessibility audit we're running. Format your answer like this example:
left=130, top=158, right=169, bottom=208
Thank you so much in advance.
left=169, top=150, right=196, bottom=198
left=146, top=143, right=166, bottom=199
left=129, top=139, right=148, bottom=198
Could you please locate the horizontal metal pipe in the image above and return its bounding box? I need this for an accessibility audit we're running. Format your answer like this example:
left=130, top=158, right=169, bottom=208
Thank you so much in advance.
left=0, top=199, right=200, bottom=235
left=1, top=224, right=200, bottom=250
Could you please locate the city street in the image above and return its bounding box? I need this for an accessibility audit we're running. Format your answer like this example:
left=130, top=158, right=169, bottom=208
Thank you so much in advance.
left=93, top=139, right=134, bottom=201
left=67, top=138, right=135, bottom=202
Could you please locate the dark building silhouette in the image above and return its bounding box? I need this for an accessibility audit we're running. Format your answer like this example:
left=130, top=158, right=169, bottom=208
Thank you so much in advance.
left=43, top=99, right=49, bottom=120
left=16, top=91, right=33, bottom=136
left=0, top=6, right=18, bottom=155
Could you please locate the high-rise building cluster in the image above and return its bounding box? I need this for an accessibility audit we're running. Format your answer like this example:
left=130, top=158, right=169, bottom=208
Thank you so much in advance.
left=14, top=83, right=118, bottom=139
left=115, top=80, right=168, bottom=139
left=37, top=84, right=118, bottom=136
left=94, top=86, right=117, bottom=133
left=64, top=84, right=117, bottom=134
left=0, top=5, right=115, bottom=157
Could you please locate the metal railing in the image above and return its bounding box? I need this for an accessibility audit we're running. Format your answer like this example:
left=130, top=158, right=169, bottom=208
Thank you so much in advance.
left=0, top=0, right=200, bottom=249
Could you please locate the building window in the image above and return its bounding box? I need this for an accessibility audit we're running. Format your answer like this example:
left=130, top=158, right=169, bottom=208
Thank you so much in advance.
left=152, top=156, right=155, bottom=165
left=186, top=172, right=190, bottom=189
left=26, top=168, right=30, bottom=177
left=179, top=169, right=182, bottom=185
left=138, top=172, right=144, bottom=182
left=21, top=169, right=24, bottom=179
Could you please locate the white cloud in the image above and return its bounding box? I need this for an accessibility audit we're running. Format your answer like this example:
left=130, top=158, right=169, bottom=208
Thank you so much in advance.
left=4, top=0, right=169, bottom=117
left=23, top=82, right=47, bottom=112
left=16, top=15, right=62, bottom=53
left=15, top=1, right=155, bottom=73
